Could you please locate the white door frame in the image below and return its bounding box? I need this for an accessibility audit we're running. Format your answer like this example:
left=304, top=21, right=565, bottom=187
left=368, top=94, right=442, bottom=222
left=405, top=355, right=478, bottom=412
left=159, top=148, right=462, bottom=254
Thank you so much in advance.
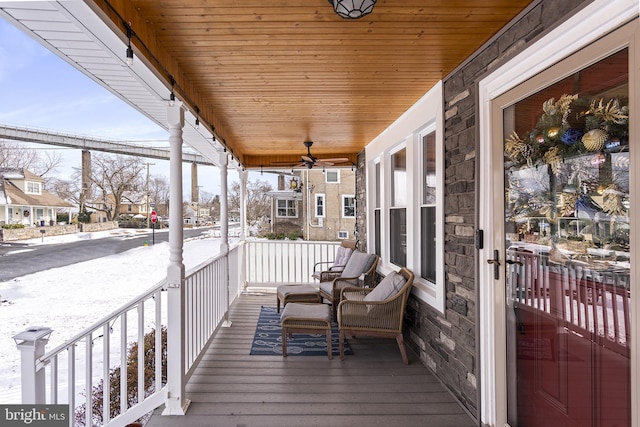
left=477, top=1, right=639, bottom=426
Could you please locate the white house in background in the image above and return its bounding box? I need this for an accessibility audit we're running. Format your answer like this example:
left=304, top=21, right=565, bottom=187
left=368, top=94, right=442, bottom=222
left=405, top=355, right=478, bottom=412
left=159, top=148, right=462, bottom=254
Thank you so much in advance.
left=0, top=168, right=73, bottom=226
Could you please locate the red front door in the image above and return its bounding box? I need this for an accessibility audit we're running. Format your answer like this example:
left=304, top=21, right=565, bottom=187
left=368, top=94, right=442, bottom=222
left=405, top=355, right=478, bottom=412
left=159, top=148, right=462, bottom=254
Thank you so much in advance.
left=501, top=45, right=631, bottom=426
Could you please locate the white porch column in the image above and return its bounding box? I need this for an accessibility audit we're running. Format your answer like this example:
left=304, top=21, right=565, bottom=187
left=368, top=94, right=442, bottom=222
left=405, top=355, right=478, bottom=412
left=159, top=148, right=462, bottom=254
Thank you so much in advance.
left=238, top=169, right=247, bottom=240
left=218, top=150, right=232, bottom=327
left=219, top=150, right=229, bottom=252
left=162, top=101, right=190, bottom=416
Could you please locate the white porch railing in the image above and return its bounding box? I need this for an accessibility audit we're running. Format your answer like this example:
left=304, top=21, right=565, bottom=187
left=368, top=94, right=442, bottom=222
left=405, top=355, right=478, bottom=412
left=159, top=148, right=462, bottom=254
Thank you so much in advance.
left=14, top=245, right=240, bottom=427
left=244, top=240, right=341, bottom=287
left=15, top=240, right=339, bottom=426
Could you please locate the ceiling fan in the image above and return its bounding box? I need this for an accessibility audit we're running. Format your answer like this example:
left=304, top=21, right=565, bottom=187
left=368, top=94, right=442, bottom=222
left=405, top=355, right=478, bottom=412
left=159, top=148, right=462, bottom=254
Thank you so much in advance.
left=273, top=141, right=350, bottom=169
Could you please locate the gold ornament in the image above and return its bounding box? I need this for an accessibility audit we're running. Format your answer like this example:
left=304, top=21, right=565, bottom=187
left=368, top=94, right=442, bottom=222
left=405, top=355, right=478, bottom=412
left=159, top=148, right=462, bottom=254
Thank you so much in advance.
left=547, top=127, right=560, bottom=139
left=581, top=129, right=607, bottom=151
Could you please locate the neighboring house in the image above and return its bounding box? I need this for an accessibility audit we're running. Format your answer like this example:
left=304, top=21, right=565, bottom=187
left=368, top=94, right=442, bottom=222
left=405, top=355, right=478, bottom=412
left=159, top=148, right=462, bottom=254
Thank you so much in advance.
left=118, top=191, right=151, bottom=216
left=89, top=192, right=153, bottom=223
left=267, top=173, right=304, bottom=237
left=304, top=168, right=356, bottom=241
left=268, top=169, right=356, bottom=240
left=0, top=168, right=73, bottom=226
left=183, top=202, right=211, bottom=226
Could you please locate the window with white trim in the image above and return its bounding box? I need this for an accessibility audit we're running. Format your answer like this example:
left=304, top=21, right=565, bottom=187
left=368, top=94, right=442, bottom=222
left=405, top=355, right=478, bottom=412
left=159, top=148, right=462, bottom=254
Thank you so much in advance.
left=276, top=199, right=297, bottom=217
left=421, top=131, right=436, bottom=282
left=342, top=195, right=355, bottom=218
left=315, top=194, right=325, bottom=217
left=338, top=230, right=349, bottom=239
left=373, top=161, right=381, bottom=256
left=365, top=81, right=443, bottom=311
left=325, top=170, right=340, bottom=183
left=390, top=147, right=407, bottom=267
left=26, top=181, right=41, bottom=194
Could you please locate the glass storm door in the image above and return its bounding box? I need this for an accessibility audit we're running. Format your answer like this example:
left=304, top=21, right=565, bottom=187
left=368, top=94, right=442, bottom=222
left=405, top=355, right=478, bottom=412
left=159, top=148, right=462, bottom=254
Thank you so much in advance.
left=498, top=37, right=632, bottom=426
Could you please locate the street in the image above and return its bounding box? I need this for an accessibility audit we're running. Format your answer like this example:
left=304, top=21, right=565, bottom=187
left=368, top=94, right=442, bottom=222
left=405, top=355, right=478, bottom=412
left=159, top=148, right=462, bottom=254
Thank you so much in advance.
left=0, top=227, right=214, bottom=282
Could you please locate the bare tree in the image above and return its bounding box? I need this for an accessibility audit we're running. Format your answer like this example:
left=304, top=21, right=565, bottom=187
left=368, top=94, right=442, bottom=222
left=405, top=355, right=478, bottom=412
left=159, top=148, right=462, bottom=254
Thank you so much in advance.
left=85, top=153, right=145, bottom=221
left=48, top=175, right=82, bottom=205
left=229, top=178, right=273, bottom=228
left=0, top=140, right=62, bottom=177
left=149, top=175, right=170, bottom=217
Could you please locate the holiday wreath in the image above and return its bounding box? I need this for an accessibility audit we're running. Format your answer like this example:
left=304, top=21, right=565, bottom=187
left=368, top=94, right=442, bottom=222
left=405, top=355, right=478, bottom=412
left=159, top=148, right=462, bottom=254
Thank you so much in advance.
left=504, top=94, right=628, bottom=174
left=504, top=94, right=630, bottom=254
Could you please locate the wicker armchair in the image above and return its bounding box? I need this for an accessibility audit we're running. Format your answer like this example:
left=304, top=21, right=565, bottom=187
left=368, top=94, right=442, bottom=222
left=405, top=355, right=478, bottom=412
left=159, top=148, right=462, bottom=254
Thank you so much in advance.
left=319, top=252, right=379, bottom=321
left=337, top=267, right=415, bottom=364
left=312, top=239, right=357, bottom=281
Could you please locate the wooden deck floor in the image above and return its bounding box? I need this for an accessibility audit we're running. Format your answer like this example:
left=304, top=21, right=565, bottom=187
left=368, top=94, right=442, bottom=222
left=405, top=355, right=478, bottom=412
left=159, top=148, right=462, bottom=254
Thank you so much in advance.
left=145, top=292, right=476, bottom=427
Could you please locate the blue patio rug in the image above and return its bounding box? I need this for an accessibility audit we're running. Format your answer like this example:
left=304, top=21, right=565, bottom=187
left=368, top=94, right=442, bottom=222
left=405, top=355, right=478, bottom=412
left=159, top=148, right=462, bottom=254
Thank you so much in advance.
left=250, top=306, right=352, bottom=357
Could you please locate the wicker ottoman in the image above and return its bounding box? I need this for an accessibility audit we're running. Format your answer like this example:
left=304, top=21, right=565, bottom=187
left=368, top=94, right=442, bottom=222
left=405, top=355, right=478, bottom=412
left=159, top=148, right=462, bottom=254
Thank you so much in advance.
left=280, top=303, right=332, bottom=359
left=276, top=284, right=321, bottom=313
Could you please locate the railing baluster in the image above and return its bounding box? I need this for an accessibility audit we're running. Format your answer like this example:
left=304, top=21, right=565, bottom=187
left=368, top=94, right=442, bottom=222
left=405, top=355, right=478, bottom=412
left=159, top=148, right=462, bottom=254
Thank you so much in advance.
left=120, top=313, right=127, bottom=413
left=50, top=355, right=57, bottom=404
left=68, top=345, right=75, bottom=424
left=103, top=323, right=110, bottom=423
left=137, top=302, right=145, bottom=405
left=155, top=290, right=163, bottom=393
left=85, top=335, right=92, bottom=427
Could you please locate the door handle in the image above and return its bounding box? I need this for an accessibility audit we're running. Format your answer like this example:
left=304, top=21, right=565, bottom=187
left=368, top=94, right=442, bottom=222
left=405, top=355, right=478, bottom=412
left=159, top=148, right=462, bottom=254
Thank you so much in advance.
left=506, top=259, right=523, bottom=266
left=486, top=249, right=500, bottom=279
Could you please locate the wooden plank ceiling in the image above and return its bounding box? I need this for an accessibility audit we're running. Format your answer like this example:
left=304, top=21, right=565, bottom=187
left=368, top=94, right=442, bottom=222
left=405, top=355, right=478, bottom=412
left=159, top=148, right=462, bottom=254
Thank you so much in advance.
left=93, top=0, right=531, bottom=169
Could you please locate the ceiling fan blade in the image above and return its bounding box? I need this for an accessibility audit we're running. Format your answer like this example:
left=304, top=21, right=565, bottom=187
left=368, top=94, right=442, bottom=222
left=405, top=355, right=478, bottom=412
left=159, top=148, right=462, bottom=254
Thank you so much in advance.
left=316, top=157, right=350, bottom=163
left=301, top=155, right=315, bottom=163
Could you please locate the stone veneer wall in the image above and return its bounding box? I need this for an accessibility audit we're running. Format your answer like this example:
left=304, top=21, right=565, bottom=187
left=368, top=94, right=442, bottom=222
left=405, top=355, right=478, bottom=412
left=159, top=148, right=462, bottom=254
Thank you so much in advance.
left=0, top=224, right=78, bottom=241
left=79, top=221, right=119, bottom=232
left=400, top=0, right=589, bottom=419
left=354, top=150, right=367, bottom=252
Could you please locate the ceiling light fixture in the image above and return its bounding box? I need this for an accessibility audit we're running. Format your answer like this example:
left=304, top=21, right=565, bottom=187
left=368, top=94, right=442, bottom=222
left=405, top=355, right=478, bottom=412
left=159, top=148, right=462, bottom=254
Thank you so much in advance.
left=328, top=0, right=376, bottom=19
left=125, top=24, right=134, bottom=66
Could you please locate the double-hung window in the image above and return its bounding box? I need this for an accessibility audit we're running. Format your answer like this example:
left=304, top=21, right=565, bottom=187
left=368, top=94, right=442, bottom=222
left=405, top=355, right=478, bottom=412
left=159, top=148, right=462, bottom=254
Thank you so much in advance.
left=421, top=131, right=436, bottom=282
left=373, top=161, right=381, bottom=256
left=315, top=194, right=325, bottom=217
left=26, top=181, right=41, bottom=194
left=390, top=147, right=407, bottom=267
left=342, top=195, right=355, bottom=218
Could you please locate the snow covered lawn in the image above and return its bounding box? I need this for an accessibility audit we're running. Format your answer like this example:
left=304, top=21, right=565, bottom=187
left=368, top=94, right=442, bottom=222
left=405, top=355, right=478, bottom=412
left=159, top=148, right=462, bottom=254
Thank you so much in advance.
left=0, top=229, right=223, bottom=403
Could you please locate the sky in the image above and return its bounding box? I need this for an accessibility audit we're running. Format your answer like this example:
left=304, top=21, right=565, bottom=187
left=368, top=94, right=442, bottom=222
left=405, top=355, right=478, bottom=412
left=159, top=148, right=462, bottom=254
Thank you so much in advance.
left=0, top=16, right=276, bottom=200
left=0, top=228, right=228, bottom=404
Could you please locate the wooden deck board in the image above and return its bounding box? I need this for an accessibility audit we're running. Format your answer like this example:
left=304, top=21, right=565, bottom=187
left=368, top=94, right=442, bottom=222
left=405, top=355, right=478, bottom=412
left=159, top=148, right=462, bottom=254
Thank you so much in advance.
left=145, top=293, right=476, bottom=427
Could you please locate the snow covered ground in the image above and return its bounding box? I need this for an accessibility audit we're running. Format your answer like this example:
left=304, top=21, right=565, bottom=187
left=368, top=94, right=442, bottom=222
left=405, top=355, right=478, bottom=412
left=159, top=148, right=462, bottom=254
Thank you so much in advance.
left=0, top=228, right=224, bottom=404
